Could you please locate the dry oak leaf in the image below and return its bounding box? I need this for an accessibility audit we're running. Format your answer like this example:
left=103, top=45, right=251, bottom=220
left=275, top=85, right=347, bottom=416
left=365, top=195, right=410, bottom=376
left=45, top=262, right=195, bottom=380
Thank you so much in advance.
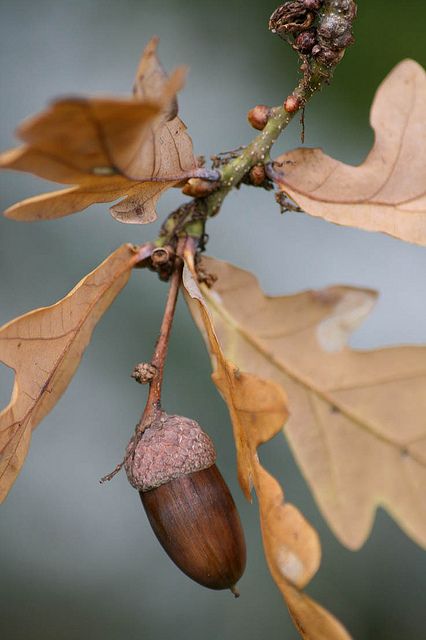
left=193, top=257, right=426, bottom=551
left=115, top=35, right=196, bottom=185
left=132, top=35, right=179, bottom=121
left=0, top=37, right=197, bottom=224
left=273, top=60, right=426, bottom=245
left=183, top=254, right=351, bottom=640
left=0, top=244, right=139, bottom=503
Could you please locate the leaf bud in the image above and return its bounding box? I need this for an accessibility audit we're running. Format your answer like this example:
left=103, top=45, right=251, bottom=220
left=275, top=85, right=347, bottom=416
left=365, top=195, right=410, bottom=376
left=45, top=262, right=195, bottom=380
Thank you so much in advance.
left=247, top=105, right=271, bottom=131
left=284, top=94, right=301, bottom=113
left=249, top=164, right=267, bottom=187
left=151, top=246, right=174, bottom=267
left=294, top=29, right=317, bottom=54
left=131, top=362, right=157, bottom=384
left=303, top=0, right=322, bottom=10
left=182, top=178, right=219, bottom=198
left=125, top=412, right=246, bottom=593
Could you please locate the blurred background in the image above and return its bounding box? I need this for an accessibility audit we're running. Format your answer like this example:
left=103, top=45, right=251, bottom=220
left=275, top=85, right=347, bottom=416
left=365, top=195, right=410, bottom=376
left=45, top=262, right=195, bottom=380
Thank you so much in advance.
left=0, top=1, right=425, bottom=638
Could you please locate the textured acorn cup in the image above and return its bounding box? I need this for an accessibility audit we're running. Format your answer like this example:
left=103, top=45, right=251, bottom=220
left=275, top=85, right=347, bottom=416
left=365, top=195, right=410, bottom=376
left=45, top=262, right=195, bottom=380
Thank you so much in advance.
left=125, top=412, right=246, bottom=593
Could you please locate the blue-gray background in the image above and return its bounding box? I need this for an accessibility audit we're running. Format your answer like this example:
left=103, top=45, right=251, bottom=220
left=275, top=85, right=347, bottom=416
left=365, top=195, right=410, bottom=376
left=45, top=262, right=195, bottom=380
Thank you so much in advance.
left=0, top=1, right=425, bottom=639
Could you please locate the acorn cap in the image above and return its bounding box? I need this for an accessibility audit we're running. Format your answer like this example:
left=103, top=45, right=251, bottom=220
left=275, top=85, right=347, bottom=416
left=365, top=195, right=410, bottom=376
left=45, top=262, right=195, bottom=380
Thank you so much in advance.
left=125, top=412, right=216, bottom=491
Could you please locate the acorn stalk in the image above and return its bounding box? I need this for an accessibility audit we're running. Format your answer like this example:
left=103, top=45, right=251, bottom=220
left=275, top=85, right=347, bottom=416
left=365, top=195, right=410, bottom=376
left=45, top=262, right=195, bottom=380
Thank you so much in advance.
left=126, top=246, right=246, bottom=593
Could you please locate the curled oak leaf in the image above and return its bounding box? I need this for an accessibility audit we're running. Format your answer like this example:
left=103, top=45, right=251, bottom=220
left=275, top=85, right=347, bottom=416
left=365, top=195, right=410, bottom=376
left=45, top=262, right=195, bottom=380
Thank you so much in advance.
left=120, top=36, right=196, bottom=182
left=183, top=255, right=351, bottom=639
left=182, top=255, right=256, bottom=499
left=17, top=96, right=164, bottom=180
left=249, top=451, right=352, bottom=639
left=195, top=257, right=426, bottom=551
left=273, top=60, right=426, bottom=245
left=282, top=584, right=352, bottom=640
left=0, top=38, right=197, bottom=224
left=182, top=255, right=314, bottom=578
left=253, top=462, right=321, bottom=590
left=109, top=181, right=175, bottom=224
left=0, top=244, right=139, bottom=502
left=0, top=95, right=163, bottom=186
left=132, top=35, right=179, bottom=122
left=3, top=177, right=172, bottom=224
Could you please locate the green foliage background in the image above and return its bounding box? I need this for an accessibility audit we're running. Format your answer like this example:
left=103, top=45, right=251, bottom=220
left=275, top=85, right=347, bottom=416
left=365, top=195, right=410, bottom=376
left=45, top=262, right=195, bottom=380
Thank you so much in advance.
left=0, top=1, right=425, bottom=639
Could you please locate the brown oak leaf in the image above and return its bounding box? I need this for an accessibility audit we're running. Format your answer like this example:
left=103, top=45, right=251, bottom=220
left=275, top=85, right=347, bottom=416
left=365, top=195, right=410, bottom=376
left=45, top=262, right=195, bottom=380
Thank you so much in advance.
left=273, top=60, right=426, bottom=245
left=132, top=35, right=179, bottom=120
left=0, top=37, right=197, bottom=224
left=189, top=256, right=426, bottom=551
left=0, top=244, right=139, bottom=502
left=182, top=252, right=351, bottom=640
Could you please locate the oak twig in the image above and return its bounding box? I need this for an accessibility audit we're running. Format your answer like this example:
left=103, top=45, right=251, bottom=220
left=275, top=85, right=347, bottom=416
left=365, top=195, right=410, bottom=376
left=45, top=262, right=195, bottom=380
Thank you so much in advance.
left=154, top=0, right=356, bottom=251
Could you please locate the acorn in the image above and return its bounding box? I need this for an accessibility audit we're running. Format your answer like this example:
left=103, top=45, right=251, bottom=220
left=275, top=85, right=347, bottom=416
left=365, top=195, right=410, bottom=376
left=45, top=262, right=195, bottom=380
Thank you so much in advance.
left=125, top=411, right=246, bottom=594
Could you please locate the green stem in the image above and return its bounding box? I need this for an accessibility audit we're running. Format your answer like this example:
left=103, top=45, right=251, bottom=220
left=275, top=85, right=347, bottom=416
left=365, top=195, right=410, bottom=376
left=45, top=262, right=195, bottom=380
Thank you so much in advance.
left=206, top=106, right=292, bottom=216
left=157, top=70, right=326, bottom=247
left=204, top=56, right=332, bottom=220
left=155, top=0, right=355, bottom=249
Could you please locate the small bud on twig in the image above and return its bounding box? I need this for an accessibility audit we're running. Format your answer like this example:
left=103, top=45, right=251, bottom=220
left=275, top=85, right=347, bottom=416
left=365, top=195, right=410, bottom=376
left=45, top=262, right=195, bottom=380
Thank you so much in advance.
left=132, top=362, right=157, bottom=384
left=284, top=94, right=302, bottom=113
left=182, top=178, right=220, bottom=198
left=294, top=29, right=317, bottom=53
left=151, top=246, right=175, bottom=268
left=247, top=105, right=271, bottom=131
left=249, top=164, right=267, bottom=187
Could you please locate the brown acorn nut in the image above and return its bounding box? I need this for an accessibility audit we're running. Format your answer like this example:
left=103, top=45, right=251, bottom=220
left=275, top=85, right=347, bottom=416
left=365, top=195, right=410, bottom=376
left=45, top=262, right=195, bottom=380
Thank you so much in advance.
left=125, top=412, right=246, bottom=593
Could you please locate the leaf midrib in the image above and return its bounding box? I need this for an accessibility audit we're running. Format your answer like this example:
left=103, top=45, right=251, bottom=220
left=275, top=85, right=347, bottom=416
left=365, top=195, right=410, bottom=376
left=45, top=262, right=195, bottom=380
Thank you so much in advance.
left=204, top=287, right=426, bottom=469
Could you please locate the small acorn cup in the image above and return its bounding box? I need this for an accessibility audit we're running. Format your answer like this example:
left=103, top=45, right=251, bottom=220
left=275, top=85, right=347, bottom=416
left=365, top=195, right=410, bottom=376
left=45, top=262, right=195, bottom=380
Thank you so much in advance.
left=125, top=411, right=246, bottom=595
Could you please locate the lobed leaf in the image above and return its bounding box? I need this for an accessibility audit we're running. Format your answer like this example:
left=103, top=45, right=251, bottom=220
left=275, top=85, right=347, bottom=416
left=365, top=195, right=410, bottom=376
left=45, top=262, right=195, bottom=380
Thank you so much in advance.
left=132, top=35, right=179, bottom=120
left=4, top=177, right=176, bottom=224
left=15, top=97, right=160, bottom=180
left=273, top=60, right=426, bottom=245
left=194, top=257, right=426, bottom=550
left=0, top=244, right=139, bottom=502
left=182, top=254, right=351, bottom=640
left=121, top=38, right=195, bottom=183
left=283, top=584, right=352, bottom=640
left=0, top=37, right=196, bottom=224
